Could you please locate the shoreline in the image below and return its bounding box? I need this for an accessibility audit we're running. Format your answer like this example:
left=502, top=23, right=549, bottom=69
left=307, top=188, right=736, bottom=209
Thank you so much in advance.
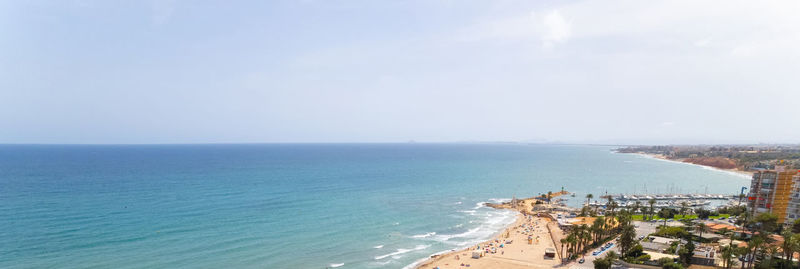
left=412, top=197, right=564, bottom=269
left=630, top=152, right=753, bottom=178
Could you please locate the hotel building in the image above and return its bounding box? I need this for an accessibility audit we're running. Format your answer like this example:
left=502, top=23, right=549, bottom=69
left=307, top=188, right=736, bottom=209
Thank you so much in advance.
left=747, top=166, right=799, bottom=225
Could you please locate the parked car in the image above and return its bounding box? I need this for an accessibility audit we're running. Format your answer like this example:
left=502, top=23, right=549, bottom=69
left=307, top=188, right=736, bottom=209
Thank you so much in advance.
left=579, top=258, right=585, bottom=263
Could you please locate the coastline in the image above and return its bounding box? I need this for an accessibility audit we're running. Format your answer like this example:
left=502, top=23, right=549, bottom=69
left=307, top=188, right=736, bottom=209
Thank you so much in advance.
left=412, top=197, right=564, bottom=269
left=631, top=152, right=753, bottom=178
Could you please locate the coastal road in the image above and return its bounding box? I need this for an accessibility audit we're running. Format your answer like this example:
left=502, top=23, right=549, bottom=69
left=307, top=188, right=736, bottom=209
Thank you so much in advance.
left=569, top=237, right=619, bottom=269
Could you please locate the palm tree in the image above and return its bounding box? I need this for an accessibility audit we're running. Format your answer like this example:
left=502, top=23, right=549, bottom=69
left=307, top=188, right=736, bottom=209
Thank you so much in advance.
left=592, top=217, right=605, bottom=243
left=586, top=194, right=593, bottom=210
left=648, top=199, right=656, bottom=220
left=764, top=245, right=780, bottom=269
left=566, top=234, right=577, bottom=258
left=633, top=201, right=642, bottom=215
left=722, top=244, right=739, bottom=269
left=679, top=201, right=688, bottom=218
left=560, top=238, right=567, bottom=259
left=696, top=222, right=708, bottom=239
left=780, top=230, right=797, bottom=269
left=658, top=208, right=670, bottom=227
left=746, top=235, right=765, bottom=269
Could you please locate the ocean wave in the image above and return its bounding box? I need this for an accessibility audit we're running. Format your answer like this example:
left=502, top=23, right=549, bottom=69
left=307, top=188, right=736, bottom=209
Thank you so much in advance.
left=329, top=263, right=344, bottom=268
left=411, top=232, right=436, bottom=238
left=487, top=198, right=511, bottom=203
left=472, top=202, right=485, bottom=209
left=434, top=227, right=481, bottom=241
left=459, top=210, right=477, bottom=216
left=375, top=260, right=393, bottom=265
left=373, top=245, right=384, bottom=249
left=402, top=249, right=456, bottom=269
left=374, top=245, right=430, bottom=260
left=434, top=209, right=517, bottom=246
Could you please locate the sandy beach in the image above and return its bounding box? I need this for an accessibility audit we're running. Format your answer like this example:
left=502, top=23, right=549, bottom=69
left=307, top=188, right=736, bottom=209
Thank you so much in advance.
left=415, top=197, right=565, bottom=269
left=636, top=153, right=753, bottom=177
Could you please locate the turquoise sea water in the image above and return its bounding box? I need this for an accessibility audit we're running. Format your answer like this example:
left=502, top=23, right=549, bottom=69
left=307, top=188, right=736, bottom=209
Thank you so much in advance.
left=0, top=144, right=749, bottom=269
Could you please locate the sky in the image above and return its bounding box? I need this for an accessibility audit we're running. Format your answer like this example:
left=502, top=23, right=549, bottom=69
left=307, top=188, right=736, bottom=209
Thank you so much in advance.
left=1, top=0, right=799, bottom=144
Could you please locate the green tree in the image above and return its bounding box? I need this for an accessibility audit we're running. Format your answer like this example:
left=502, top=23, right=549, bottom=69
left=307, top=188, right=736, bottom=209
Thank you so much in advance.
left=594, top=251, right=619, bottom=269
left=679, top=239, right=695, bottom=265
left=648, top=199, right=656, bottom=220
left=679, top=201, right=688, bottom=217
left=792, top=219, right=800, bottom=234
left=746, top=235, right=765, bottom=269
left=663, top=261, right=684, bottom=269
left=658, top=208, right=672, bottom=227
left=779, top=231, right=798, bottom=269
left=754, top=212, right=779, bottom=233
left=695, top=222, right=707, bottom=239
left=592, top=217, right=605, bottom=243
left=619, top=223, right=637, bottom=256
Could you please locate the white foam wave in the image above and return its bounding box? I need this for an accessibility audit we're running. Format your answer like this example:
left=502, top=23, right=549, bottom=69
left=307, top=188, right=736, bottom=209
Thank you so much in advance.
left=374, top=245, right=430, bottom=260
left=434, top=227, right=481, bottom=241
left=402, top=249, right=457, bottom=269
left=472, top=202, right=485, bottom=209
left=373, top=245, right=384, bottom=249
left=329, top=263, right=344, bottom=268
left=411, top=232, right=436, bottom=238
left=375, top=260, right=393, bottom=265
left=459, top=210, right=477, bottom=216
left=433, top=209, right=517, bottom=246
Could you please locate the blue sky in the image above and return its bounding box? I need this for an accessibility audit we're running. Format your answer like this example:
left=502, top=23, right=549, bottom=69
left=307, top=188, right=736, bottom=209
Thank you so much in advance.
left=2, top=0, right=799, bottom=144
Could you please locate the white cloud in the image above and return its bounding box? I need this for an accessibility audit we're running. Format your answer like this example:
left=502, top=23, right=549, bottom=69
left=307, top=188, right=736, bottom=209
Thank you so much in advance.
left=540, top=10, right=571, bottom=47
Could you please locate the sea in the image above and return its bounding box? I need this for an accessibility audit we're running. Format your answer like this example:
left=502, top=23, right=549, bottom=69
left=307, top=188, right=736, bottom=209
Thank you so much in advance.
left=0, top=144, right=750, bottom=269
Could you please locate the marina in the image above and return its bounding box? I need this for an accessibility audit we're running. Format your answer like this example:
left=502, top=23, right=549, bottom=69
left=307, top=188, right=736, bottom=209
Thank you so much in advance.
left=587, top=193, right=739, bottom=209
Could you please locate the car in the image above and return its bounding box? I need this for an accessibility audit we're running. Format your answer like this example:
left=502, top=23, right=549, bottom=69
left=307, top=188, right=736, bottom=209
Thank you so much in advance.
left=729, top=220, right=734, bottom=223
left=592, top=251, right=600, bottom=256
left=579, top=258, right=585, bottom=263
left=719, top=217, right=726, bottom=220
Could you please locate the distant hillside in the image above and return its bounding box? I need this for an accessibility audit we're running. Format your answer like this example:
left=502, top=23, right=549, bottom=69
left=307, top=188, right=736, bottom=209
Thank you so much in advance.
left=617, top=145, right=800, bottom=170
left=682, top=157, right=737, bottom=170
